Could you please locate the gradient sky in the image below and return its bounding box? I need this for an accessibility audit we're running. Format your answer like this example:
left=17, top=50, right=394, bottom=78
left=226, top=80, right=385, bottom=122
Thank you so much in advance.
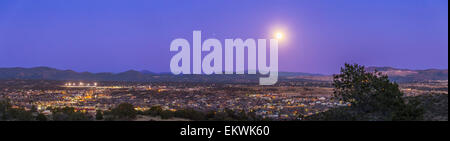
left=0, top=0, right=448, bottom=74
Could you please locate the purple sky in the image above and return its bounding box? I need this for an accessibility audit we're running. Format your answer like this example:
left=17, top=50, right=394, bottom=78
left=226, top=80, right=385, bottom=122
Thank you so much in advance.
left=0, top=0, right=448, bottom=74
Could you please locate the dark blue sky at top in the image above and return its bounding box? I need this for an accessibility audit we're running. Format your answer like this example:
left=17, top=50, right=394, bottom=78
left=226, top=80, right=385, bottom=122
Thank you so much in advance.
left=0, top=0, right=447, bottom=74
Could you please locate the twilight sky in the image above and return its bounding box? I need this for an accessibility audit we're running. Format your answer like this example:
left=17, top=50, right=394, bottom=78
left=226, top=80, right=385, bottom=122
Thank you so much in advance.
left=0, top=0, right=448, bottom=74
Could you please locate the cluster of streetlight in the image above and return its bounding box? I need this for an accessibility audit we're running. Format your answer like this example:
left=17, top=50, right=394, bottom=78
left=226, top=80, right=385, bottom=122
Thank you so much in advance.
left=64, top=82, right=98, bottom=87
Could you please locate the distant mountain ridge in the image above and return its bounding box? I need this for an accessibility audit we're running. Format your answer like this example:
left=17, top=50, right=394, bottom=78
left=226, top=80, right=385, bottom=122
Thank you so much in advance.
left=366, top=66, right=448, bottom=82
left=0, top=66, right=447, bottom=83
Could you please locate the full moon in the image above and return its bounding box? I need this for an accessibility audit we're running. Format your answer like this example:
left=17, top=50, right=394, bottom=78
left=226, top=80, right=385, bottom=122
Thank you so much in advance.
left=275, top=32, right=283, bottom=39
